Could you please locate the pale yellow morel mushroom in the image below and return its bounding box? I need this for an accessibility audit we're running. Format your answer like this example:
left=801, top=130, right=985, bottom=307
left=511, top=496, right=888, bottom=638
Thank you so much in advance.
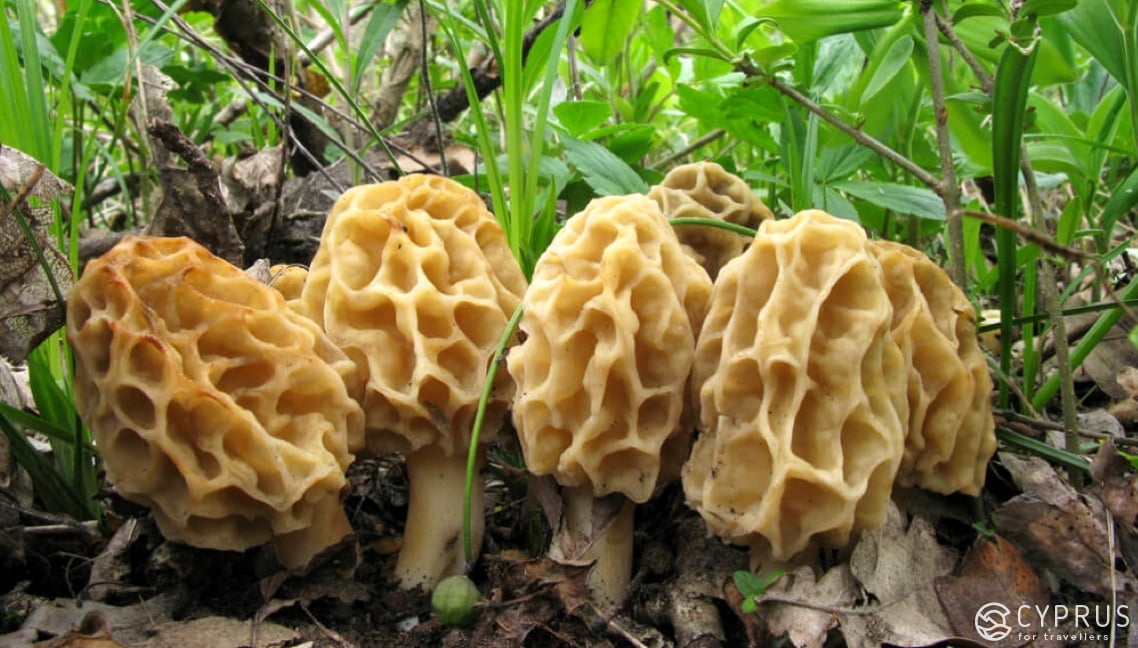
left=508, top=194, right=712, bottom=608
left=268, top=264, right=309, bottom=302
left=869, top=240, right=996, bottom=495
left=683, top=210, right=908, bottom=571
left=66, top=236, right=364, bottom=569
left=298, top=174, right=527, bottom=589
left=647, top=161, right=772, bottom=279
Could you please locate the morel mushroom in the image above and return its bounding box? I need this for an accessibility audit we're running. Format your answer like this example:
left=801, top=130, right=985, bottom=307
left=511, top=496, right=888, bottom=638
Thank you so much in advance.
left=508, top=194, right=712, bottom=607
left=298, top=174, right=527, bottom=589
left=870, top=241, right=995, bottom=495
left=648, top=161, right=772, bottom=279
left=683, top=210, right=908, bottom=570
left=66, top=236, right=364, bottom=569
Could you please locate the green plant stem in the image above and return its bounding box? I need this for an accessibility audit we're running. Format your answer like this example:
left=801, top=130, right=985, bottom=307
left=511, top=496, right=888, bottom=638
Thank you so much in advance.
left=650, top=129, right=727, bottom=169
left=1021, top=153, right=1079, bottom=457
left=760, top=74, right=941, bottom=192
left=934, top=12, right=993, bottom=93
left=463, top=303, right=524, bottom=563
left=1031, top=274, right=1138, bottom=412
left=921, top=1, right=964, bottom=287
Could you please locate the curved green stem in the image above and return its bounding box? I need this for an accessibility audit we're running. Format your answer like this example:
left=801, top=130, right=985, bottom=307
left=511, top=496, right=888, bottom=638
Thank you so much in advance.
left=463, top=303, right=525, bottom=563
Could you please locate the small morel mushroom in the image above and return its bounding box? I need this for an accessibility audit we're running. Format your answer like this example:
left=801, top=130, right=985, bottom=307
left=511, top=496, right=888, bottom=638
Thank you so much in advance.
left=66, top=236, right=364, bottom=569
left=683, top=210, right=908, bottom=571
left=268, top=264, right=309, bottom=302
left=647, top=161, right=772, bottom=279
left=869, top=241, right=996, bottom=495
left=298, top=174, right=527, bottom=589
left=508, top=194, right=712, bottom=607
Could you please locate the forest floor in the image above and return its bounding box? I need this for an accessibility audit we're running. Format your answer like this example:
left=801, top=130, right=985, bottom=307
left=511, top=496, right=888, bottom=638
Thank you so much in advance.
left=3, top=411, right=1138, bottom=648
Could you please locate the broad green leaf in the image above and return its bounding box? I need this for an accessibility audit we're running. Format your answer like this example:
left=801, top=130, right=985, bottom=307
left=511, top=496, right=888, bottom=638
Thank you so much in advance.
left=991, top=32, right=1039, bottom=406
left=952, top=2, right=1006, bottom=23
left=80, top=42, right=174, bottom=87
left=734, top=16, right=776, bottom=49
left=760, top=0, right=906, bottom=43
left=1100, top=164, right=1138, bottom=239
left=353, top=0, right=407, bottom=94
left=1020, top=0, right=1077, bottom=18
left=663, top=46, right=730, bottom=64
left=1057, top=0, right=1127, bottom=83
left=674, top=0, right=723, bottom=34
left=831, top=180, right=945, bottom=220
left=579, top=0, right=642, bottom=65
left=554, top=100, right=612, bottom=137
left=560, top=134, right=650, bottom=196
left=861, top=35, right=912, bottom=103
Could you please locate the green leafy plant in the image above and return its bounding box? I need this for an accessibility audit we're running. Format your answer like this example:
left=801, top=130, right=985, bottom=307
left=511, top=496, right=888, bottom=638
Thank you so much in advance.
left=733, top=568, right=786, bottom=614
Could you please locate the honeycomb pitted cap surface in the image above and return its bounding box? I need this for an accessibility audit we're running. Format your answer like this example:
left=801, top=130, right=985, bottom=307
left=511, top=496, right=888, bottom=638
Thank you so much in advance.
left=683, top=210, right=908, bottom=561
left=508, top=194, right=712, bottom=504
left=648, top=161, right=772, bottom=279
left=66, top=236, right=364, bottom=568
left=870, top=240, right=995, bottom=496
left=298, top=175, right=528, bottom=457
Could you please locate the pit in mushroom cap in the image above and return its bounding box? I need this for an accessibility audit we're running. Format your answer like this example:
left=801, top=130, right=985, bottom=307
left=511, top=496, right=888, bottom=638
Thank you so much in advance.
left=297, top=174, right=527, bottom=589
left=647, top=161, right=772, bottom=279
left=66, top=236, right=364, bottom=569
left=870, top=240, right=996, bottom=496
left=683, top=209, right=908, bottom=566
left=508, top=193, right=712, bottom=605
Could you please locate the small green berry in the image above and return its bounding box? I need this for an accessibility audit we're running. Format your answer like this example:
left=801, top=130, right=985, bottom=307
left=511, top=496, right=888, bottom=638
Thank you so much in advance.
left=431, top=575, right=481, bottom=626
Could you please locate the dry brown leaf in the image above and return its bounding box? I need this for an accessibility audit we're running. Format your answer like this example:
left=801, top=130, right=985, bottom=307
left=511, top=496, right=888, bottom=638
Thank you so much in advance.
left=32, top=612, right=126, bottom=648
left=1090, top=439, right=1138, bottom=577
left=763, top=564, right=858, bottom=648
left=842, top=501, right=958, bottom=648
left=996, top=453, right=1137, bottom=596
left=936, top=535, right=1054, bottom=648
left=0, top=146, right=74, bottom=363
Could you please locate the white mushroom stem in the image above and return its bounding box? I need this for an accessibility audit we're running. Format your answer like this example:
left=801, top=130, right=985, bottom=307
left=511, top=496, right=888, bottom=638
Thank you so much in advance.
left=561, top=485, right=636, bottom=610
left=395, top=444, right=485, bottom=590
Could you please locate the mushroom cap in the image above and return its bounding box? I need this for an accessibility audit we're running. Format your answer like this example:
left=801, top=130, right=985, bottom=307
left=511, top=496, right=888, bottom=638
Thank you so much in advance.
left=268, top=264, right=309, bottom=302
left=66, top=236, right=364, bottom=567
left=298, top=175, right=527, bottom=457
left=648, top=161, right=772, bottom=279
left=508, top=194, right=712, bottom=504
left=683, top=210, right=907, bottom=560
left=870, top=240, right=995, bottom=496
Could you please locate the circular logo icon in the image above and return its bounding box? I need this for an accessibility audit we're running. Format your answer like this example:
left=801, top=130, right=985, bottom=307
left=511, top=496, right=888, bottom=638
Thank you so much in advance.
left=975, top=602, right=1013, bottom=641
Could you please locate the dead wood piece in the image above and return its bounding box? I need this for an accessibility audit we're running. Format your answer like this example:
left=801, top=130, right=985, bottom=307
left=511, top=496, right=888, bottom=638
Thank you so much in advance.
left=146, top=120, right=244, bottom=265
left=667, top=516, right=739, bottom=648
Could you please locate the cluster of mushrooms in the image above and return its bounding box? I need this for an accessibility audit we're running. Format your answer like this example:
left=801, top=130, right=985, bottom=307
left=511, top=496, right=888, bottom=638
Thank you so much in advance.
left=65, top=163, right=995, bottom=611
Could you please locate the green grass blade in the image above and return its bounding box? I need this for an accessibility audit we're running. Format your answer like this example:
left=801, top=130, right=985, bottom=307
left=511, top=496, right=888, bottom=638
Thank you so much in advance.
left=0, top=413, right=94, bottom=519
left=996, top=427, right=1089, bottom=474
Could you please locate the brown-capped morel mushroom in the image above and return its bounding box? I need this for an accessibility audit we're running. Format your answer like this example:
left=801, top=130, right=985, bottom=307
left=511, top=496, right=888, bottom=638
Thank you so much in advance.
left=508, top=194, right=712, bottom=607
left=297, top=174, right=527, bottom=589
left=66, top=236, right=364, bottom=569
left=869, top=240, right=995, bottom=495
left=647, top=161, right=772, bottom=279
left=683, top=210, right=908, bottom=571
